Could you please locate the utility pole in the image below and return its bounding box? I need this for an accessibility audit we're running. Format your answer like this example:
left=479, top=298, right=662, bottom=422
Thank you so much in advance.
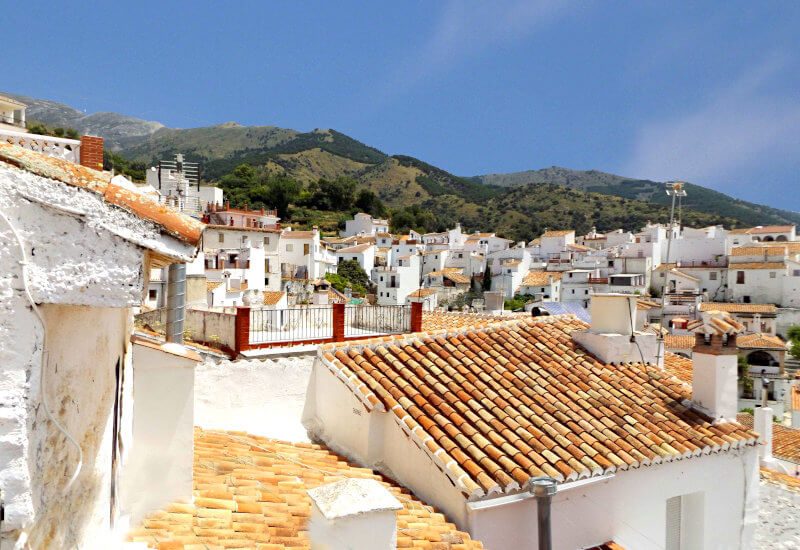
left=656, top=181, right=687, bottom=365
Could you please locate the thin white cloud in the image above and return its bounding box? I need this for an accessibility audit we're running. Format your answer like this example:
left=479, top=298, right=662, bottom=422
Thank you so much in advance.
left=373, top=0, right=570, bottom=101
left=622, top=55, right=800, bottom=185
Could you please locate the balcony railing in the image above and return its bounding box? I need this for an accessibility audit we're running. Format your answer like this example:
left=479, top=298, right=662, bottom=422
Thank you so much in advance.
left=0, top=115, right=25, bottom=129
left=0, top=128, right=80, bottom=163
left=345, top=305, right=410, bottom=337
left=588, top=277, right=609, bottom=284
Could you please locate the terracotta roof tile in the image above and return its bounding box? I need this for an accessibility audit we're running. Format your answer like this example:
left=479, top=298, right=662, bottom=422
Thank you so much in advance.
left=699, top=303, right=777, bottom=314
left=542, top=230, right=575, bottom=237
left=421, top=312, right=524, bottom=332
left=522, top=271, right=562, bottom=286
left=130, top=429, right=482, bottom=549
left=747, top=225, right=795, bottom=234
left=730, top=245, right=787, bottom=257
left=760, top=468, right=800, bottom=492
left=262, top=291, right=286, bottom=306
left=319, top=316, right=757, bottom=496
left=409, top=288, right=438, bottom=298
left=664, top=335, right=695, bottom=350
left=282, top=230, right=316, bottom=239
left=336, top=243, right=374, bottom=254
left=739, top=414, right=800, bottom=465
left=664, top=353, right=693, bottom=384
left=0, top=143, right=203, bottom=246
left=736, top=333, right=786, bottom=351
left=206, top=281, right=223, bottom=292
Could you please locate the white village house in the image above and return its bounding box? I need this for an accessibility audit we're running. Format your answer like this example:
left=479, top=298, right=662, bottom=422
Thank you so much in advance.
left=0, top=143, right=204, bottom=547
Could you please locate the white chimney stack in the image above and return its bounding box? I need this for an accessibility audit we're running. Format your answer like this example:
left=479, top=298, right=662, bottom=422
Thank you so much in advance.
left=690, top=310, right=743, bottom=422
left=572, top=293, right=659, bottom=365
left=754, top=406, right=774, bottom=463
left=307, top=478, right=402, bottom=550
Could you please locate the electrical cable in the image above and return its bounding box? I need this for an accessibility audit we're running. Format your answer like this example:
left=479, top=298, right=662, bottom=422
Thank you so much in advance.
left=626, top=298, right=648, bottom=366
left=0, top=205, right=83, bottom=491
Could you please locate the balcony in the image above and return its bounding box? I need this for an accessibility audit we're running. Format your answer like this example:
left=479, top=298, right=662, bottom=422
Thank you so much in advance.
left=588, top=277, right=609, bottom=284
left=0, top=128, right=81, bottom=163
left=0, top=114, right=25, bottom=130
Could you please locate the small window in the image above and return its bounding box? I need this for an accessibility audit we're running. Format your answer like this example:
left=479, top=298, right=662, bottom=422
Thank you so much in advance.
left=584, top=289, right=589, bottom=295
left=263, top=236, right=270, bottom=246
left=709, top=272, right=717, bottom=281
left=148, top=289, right=157, bottom=300
left=743, top=295, right=751, bottom=303
left=770, top=272, right=776, bottom=279
left=736, top=271, right=745, bottom=284
left=571, top=289, right=575, bottom=294
left=794, top=269, right=800, bottom=277
left=218, top=232, right=225, bottom=243
left=286, top=244, right=294, bottom=252
left=264, top=277, right=270, bottom=287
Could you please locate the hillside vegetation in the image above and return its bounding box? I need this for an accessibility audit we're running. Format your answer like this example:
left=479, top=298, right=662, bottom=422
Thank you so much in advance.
left=7, top=91, right=797, bottom=237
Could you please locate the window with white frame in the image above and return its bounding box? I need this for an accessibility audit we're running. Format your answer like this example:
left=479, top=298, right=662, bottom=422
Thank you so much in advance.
left=286, top=244, right=294, bottom=252
left=218, top=232, right=225, bottom=243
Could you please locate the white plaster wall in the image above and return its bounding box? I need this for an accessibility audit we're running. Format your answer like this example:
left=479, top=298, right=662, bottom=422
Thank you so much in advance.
left=731, top=269, right=785, bottom=305
left=670, top=235, right=727, bottom=263
left=27, top=305, right=131, bottom=549
left=781, top=266, right=800, bottom=308
left=123, top=344, right=195, bottom=524
left=196, top=356, right=314, bottom=442
left=309, top=506, right=397, bottom=550
left=468, top=449, right=758, bottom=550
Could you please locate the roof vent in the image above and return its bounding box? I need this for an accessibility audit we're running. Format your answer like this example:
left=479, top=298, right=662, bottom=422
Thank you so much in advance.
left=307, top=478, right=402, bottom=550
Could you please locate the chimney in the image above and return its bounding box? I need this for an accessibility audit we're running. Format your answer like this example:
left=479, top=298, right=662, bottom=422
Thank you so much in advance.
left=79, top=135, right=104, bottom=170
left=754, top=405, right=774, bottom=465
left=307, top=478, right=402, bottom=550
left=572, top=293, right=660, bottom=365
left=690, top=310, right=743, bottom=422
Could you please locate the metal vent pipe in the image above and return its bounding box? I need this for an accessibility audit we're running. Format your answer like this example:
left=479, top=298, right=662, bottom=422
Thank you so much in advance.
left=166, top=263, right=187, bottom=344
left=530, top=477, right=558, bottom=550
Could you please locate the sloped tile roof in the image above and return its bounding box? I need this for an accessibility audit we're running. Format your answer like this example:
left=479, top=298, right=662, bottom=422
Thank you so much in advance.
left=669, top=269, right=700, bottom=282
left=664, top=335, right=695, bottom=350
left=737, top=333, right=786, bottom=351
left=206, top=280, right=223, bottom=292
left=730, top=245, right=787, bottom=257
left=409, top=288, right=438, bottom=298
left=760, top=468, right=800, bottom=492
left=738, top=414, right=800, bottom=465
left=421, top=312, right=523, bottom=332
left=336, top=243, right=374, bottom=254
left=522, top=271, right=562, bottom=286
left=748, top=225, right=795, bottom=234
left=281, top=230, right=316, bottom=239
left=262, top=291, right=286, bottom=306
left=699, top=302, right=777, bottom=314
left=0, top=142, right=203, bottom=246
left=542, top=230, right=575, bottom=237
left=664, top=352, right=693, bottom=384
left=129, top=429, right=483, bottom=549
left=318, top=316, right=757, bottom=497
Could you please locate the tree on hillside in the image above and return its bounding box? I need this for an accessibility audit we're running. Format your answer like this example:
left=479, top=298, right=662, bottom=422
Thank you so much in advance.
left=788, top=325, right=800, bottom=360
left=306, top=176, right=357, bottom=211
left=264, top=176, right=300, bottom=219
left=354, top=189, right=386, bottom=218
left=482, top=265, right=492, bottom=292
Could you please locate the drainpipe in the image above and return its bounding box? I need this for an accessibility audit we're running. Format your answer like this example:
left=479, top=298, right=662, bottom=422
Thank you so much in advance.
left=166, top=263, right=186, bottom=344
left=530, top=477, right=558, bottom=550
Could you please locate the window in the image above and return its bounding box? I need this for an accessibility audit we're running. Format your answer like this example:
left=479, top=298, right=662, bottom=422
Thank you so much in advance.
left=736, top=271, right=745, bottom=284
left=148, top=289, right=157, bottom=300
left=264, top=277, right=270, bottom=287
left=794, top=269, right=800, bottom=277
left=263, top=236, right=270, bottom=246
left=218, top=232, right=225, bottom=243
left=584, top=289, right=589, bottom=295
left=265, top=259, right=271, bottom=272
left=286, top=244, right=294, bottom=252
left=743, top=295, right=751, bottom=303
left=770, top=271, right=776, bottom=279
left=458, top=253, right=463, bottom=259
left=709, top=272, right=717, bottom=281
left=571, top=289, right=575, bottom=294
left=665, top=493, right=705, bottom=550
left=304, top=243, right=310, bottom=255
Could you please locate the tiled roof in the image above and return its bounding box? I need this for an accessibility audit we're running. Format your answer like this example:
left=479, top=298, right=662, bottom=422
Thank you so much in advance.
left=760, top=468, right=800, bottom=493
left=409, top=288, right=438, bottom=298
left=206, top=281, right=223, bottom=292
left=421, top=312, right=521, bottom=332
left=729, top=262, right=786, bottom=269
left=699, top=303, right=777, bottom=314
left=636, top=298, right=660, bottom=310
left=129, top=429, right=483, bottom=549
left=318, top=316, right=757, bottom=496
left=737, top=333, right=786, bottom=351
left=0, top=143, right=203, bottom=246
left=730, top=245, right=787, bottom=257
left=664, top=335, right=695, bottom=350
left=542, top=230, right=575, bottom=237
left=522, top=271, right=562, bottom=286
left=689, top=310, right=745, bottom=336
left=336, top=243, right=373, bottom=254
left=585, top=543, right=625, bottom=550
left=748, top=225, right=795, bottom=234
left=428, top=270, right=471, bottom=284
left=728, top=227, right=754, bottom=235
left=664, top=352, right=693, bottom=384
left=738, top=414, right=800, bottom=465
left=669, top=269, right=700, bottom=282
left=262, top=291, right=286, bottom=306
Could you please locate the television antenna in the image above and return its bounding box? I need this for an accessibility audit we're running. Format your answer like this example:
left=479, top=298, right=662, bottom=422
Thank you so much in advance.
left=656, top=181, right=688, bottom=365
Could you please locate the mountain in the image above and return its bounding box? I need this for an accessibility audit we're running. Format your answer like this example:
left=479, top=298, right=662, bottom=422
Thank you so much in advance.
left=6, top=92, right=798, bottom=234
left=475, top=167, right=800, bottom=227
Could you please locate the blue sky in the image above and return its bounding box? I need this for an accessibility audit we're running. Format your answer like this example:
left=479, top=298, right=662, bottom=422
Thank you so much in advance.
left=7, top=1, right=800, bottom=210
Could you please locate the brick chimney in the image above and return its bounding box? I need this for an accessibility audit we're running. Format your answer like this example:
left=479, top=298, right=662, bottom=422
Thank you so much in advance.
left=79, top=135, right=104, bottom=170
left=307, top=478, right=402, bottom=550
left=572, top=293, right=659, bottom=365
left=690, top=310, right=743, bottom=422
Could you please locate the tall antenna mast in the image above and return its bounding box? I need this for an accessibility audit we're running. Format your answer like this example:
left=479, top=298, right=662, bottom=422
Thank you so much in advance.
left=656, top=181, right=687, bottom=365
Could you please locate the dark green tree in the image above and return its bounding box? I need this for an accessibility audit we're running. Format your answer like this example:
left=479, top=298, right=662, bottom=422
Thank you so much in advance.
left=354, top=189, right=386, bottom=217
left=265, top=176, right=300, bottom=219
left=336, top=259, right=371, bottom=291
left=482, top=265, right=493, bottom=292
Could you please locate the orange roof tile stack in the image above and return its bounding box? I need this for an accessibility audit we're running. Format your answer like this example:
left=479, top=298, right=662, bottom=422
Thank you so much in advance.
left=129, top=429, right=483, bottom=549
left=318, top=316, right=757, bottom=496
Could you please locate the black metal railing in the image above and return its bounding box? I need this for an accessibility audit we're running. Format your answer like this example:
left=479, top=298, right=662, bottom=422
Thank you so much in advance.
left=249, top=306, right=333, bottom=344
left=345, top=305, right=410, bottom=337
